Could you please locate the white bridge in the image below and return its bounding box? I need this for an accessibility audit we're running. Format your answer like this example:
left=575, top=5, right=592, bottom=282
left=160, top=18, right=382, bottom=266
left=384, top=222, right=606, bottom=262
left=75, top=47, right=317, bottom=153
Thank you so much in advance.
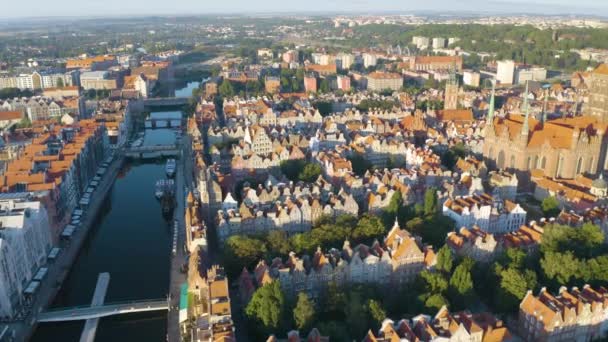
left=37, top=299, right=169, bottom=322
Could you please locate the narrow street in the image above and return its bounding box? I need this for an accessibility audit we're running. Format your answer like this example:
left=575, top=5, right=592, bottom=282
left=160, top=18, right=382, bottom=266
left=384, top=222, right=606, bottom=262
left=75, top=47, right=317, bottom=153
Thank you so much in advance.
left=167, top=136, right=189, bottom=342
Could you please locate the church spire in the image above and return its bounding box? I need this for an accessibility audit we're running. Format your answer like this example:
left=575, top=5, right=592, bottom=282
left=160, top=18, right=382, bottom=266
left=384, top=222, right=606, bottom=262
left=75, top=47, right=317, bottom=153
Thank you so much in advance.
left=521, top=81, right=529, bottom=113
left=487, top=79, right=496, bottom=126
left=542, top=87, right=548, bottom=125
left=521, top=81, right=530, bottom=137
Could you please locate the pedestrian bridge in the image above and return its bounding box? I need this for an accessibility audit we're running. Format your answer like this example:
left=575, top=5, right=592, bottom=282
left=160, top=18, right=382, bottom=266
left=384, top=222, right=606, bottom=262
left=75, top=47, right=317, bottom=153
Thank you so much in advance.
left=125, top=144, right=180, bottom=158
left=37, top=299, right=169, bottom=322
left=143, top=97, right=189, bottom=107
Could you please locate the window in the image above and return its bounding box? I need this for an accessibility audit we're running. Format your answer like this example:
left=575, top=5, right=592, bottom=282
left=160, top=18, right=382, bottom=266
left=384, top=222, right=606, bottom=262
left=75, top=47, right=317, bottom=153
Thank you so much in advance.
left=576, top=157, right=583, bottom=175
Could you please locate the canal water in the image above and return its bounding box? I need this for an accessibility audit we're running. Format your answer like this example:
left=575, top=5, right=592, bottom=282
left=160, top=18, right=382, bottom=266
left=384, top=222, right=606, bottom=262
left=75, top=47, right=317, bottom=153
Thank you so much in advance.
left=174, top=81, right=200, bottom=98
left=31, top=112, right=181, bottom=342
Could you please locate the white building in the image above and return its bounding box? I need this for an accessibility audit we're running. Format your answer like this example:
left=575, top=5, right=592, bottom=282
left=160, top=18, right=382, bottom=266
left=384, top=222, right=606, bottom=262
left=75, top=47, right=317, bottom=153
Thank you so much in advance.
left=515, top=67, right=547, bottom=85
left=448, top=37, right=461, bottom=46
left=412, top=36, right=430, bottom=50
left=496, top=60, right=515, bottom=85
left=432, top=37, right=446, bottom=49
left=442, top=193, right=526, bottom=234
left=0, top=199, right=51, bottom=318
left=336, top=53, right=355, bottom=69
left=362, top=53, right=377, bottom=68
left=463, top=70, right=481, bottom=87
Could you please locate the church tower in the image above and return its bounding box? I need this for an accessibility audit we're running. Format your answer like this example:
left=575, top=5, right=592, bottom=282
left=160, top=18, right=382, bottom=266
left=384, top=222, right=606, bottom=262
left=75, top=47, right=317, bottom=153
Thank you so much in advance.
left=444, top=71, right=459, bottom=110
left=587, top=64, right=608, bottom=123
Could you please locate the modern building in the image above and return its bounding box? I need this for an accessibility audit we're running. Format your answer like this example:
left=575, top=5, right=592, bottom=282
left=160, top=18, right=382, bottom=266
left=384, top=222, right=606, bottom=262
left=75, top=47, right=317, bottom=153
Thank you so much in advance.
left=336, top=75, right=351, bottom=91
left=367, top=72, right=402, bottom=92
left=282, top=50, right=298, bottom=64
left=304, top=75, right=317, bottom=93
left=336, top=53, right=355, bottom=69
left=497, top=60, right=516, bottom=85
left=362, top=53, right=377, bottom=68
left=0, top=198, right=51, bottom=318
left=412, top=36, right=430, bottom=50
left=516, top=67, right=547, bottom=85
left=463, top=70, right=481, bottom=87
left=432, top=37, right=446, bottom=49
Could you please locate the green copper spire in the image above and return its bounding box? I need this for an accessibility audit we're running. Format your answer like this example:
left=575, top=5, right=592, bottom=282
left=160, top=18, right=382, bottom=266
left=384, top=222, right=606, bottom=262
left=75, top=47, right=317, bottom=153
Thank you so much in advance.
left=487, top=79, right=496, bottom=126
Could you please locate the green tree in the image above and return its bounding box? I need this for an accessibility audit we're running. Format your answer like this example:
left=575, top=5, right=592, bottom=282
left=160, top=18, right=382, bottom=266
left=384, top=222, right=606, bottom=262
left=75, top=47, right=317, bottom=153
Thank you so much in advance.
left=436, top=245, right=454, bottom=274
left=266, top=230, right=293, bottom=256
left=540, top=251, right=581, bottom=285
left=541, top=196, right=561, bottom=218
left=449, top=263, right=475, bottom=310
left=367, top=299, right=387, bottom=329
left=219, top=80, right=235, bottom=98
left=280, top=159, right=306, bottom=182
left=418, top=270, right=448, bottom=294
left=345, top=292, right=367, bottom=338
left=245, top=281, right=285, bottom=331
left=352, top=214, right=386, bottom=244
left=496, top=268, right=536, bottom=313
left=423, top=293, right=449, bottom=313
left=424, top=188, right=438, bottom=216
left=298, top=163, right=322, bottom=182
left=347, top=153, right=372, bottom=176
left=319, top=79, right=330, bottom=93
left=16, top=116, right=32, bottom=129
left=223, top=235, right=267, bottom=278
left=56, top=77, right=64, bottom=88
left=293, top=292, right=316, bottom=331
left=318, top=321, right=349, bottom=341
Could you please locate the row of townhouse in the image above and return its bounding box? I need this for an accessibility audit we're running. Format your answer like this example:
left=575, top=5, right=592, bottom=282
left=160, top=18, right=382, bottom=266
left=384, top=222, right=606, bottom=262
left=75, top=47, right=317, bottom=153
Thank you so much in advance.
left=0, top=71, right=78, bottom=90
left=239, top=178, right=334, bottom=209
left=446, top=222, right=545, bottom=262
left=1, top=95, right=85, bottom=121
left=365, top=306, right=512, bottom=342
left=442, top=193, right=527, bottom=234
left=216, top=190, right=359, bottom=242
left=239, top=220, right=435, bottom=299
left=557, top=206, right=608, bottom=243
left=0, top=120, right=109, bottom=239
left=519, top=285, right=608, bottom=342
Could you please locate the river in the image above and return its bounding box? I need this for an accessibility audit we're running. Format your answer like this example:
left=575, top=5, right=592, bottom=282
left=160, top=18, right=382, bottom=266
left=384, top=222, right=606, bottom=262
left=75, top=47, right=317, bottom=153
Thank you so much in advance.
left=31, top=111, right=182, bottom=342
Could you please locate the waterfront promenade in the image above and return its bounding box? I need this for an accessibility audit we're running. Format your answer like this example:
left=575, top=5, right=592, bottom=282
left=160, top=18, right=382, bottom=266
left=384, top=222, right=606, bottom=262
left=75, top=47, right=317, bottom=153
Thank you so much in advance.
left=167, top=136, right=190, bottom=342
left=6, top=151, right=125, bottom=341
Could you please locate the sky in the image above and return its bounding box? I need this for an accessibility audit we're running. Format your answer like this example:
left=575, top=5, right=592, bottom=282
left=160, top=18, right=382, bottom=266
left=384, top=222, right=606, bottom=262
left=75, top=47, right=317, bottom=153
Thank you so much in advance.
left=3, top=0, right=608, bottom=19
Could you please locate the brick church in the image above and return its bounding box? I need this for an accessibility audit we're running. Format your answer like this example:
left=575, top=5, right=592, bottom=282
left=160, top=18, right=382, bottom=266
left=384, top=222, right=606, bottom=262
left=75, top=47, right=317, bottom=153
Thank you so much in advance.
left=482, top=64, right=608, bottom=180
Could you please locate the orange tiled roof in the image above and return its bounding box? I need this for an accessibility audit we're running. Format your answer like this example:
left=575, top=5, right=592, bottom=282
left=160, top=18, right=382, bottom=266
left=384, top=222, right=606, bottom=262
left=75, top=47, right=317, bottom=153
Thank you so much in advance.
left=0, top=111, right=22, bottom=121
left=593, top=64, right=608, bottom=76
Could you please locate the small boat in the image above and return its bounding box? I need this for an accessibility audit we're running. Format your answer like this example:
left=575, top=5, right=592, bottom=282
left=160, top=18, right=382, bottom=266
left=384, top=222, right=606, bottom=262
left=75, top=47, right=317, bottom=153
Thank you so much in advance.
left=155, top=179, right=175, bottom=199
left=166, top=159, right=176, bottom=178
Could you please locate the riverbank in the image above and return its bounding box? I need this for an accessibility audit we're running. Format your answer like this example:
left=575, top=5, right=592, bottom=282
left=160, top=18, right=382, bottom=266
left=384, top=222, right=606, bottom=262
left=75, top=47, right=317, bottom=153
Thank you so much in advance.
left=31, top=159, right=174, bottom=341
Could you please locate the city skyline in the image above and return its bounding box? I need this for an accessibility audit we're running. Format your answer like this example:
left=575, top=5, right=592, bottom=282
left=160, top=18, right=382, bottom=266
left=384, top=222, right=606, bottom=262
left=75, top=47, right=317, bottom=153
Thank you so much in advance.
left=2, top=0, right=608, bottom=19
